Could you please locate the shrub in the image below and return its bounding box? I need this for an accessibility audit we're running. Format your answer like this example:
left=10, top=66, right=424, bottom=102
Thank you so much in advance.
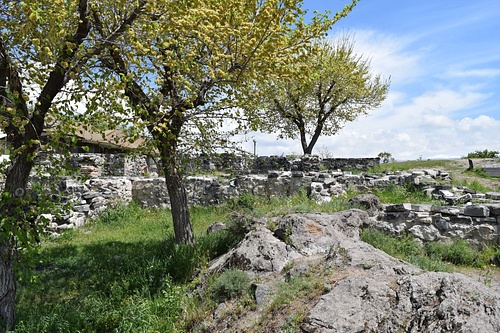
left=230, top=193, right=258, bottom=211
left=464, top=149, right=499, bottom=159
left=209, top=269, right=251, bottom=303
left=378, top=151, right=395, bottom=164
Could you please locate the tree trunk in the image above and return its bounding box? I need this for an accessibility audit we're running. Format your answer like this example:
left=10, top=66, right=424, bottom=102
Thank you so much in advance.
left=164, top=169, right=194, bottom=244
left=299, top=118, right=324, bottom=156
left=299, top=127, right=310, bottom=155
left=0, top=151, right=35, bottom=332
left=159, top=139, right=194, bottom=245
left=0, top=244, right=16, bottom=333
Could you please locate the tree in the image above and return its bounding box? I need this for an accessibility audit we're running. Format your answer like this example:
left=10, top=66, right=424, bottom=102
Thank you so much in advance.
left=90, top=0, right=359, bottom=245
left=0, top=1, right=148, bottom=330
left=378, top=151, right=395, bottom=164
left=256, top=35, right=390, bottom=155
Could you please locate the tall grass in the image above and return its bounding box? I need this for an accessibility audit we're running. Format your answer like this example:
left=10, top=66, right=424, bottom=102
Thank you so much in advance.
left=16, top=202, right=242, bottom=332
left=455, top=178, right=494, bottom=193
left=361, top=229, right=498, bottom=272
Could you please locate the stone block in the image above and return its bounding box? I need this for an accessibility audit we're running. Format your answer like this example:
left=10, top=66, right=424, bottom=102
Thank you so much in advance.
left=486, top=192, right=500, bottom=200
left=69, top=213, right=86, bottom=228
left=464, top=205, right=490, bottom=217
left=449, top=215, right=473, bottom=224
left=73, top=204, right=90, bottom=213
left=470, top=224, right=497, bottom=242
left=323, top=177, right=336, bottom=186
left=474, top=217, right=497, bottom=225
left=385, top=203, right=412, bottom=212
left=489, top=205, right=500, bottom=216
left=439, top=190, right=455, bottom=198
left=411, top=204, right=432, bottom=212
left=414, top=212, right=432, bottom=224
left=408, top=225, right=440, bottom=241
left=82, top=191, right=100, bottom=200
left=431, top=205, right=462, bottom=216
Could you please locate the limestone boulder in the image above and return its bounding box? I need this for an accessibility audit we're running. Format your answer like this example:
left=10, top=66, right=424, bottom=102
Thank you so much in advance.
left=348, top=194, right=381, bottom=216
left=303, top=272, right=500, bottom=333
left=208, top=227, right=302, bottom=275
left=273, top=210, right=372, bottom=256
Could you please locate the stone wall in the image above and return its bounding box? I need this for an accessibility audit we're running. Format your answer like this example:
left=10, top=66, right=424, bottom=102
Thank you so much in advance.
left=1, top=149, right=494, bottom=247
left=374, top=200, right=500, bottom=248
left=41, top=155, right=500, bottom=247
left=58, top=153, right=380, bottom=175
left=248, top=155, right=379, bottom=173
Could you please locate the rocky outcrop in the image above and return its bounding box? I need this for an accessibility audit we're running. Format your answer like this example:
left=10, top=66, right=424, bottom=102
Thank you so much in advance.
left=204, top=211, right=500, bottom=333
left=303, top=272, right=500, bottom=333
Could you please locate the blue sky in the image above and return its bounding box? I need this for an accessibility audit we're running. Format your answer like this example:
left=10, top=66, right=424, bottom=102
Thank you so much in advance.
left=245, top=0, right=500, bottom=160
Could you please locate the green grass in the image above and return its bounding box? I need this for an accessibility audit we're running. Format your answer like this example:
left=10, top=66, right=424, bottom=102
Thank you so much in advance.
left=455, top=178, right=494, bottom=193
left=371, top=185, right=441, bottom=205
left=372, top=159, right=457, bottom=173
left=15, top=202, right=242, bottom=333
left=15, top=191, right=354, bottom=333
left=15, top=185, right=499, bottom=332
left=361, top=228, right=499, bottom=272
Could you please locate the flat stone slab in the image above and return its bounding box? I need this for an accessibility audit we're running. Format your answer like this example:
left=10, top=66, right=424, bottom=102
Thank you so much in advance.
left=464, top=205, right=490, bottom=217
left=486, top=192, right=500, bottom=200
left=484, top=166, right=500, bottom=177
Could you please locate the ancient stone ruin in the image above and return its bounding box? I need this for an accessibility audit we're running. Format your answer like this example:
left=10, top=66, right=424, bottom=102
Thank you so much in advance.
left=33, top=153, right=500, bottom=248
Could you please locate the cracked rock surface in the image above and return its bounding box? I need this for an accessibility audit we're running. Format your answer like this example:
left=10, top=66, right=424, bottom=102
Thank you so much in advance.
left=205, top=210, right=500, bottom=333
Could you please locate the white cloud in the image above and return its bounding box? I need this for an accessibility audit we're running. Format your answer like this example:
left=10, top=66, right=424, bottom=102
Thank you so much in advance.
left=239, top=22, right=500, bottom=161
left=445, top=68, right=500, bottom=79
left=408, top=89, right=487, bottom=114
left=457, top=115, right=500, bottom=131
left=347, top=30, right=422, bottom=85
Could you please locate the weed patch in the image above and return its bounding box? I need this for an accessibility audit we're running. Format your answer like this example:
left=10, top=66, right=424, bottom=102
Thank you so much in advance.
left=209, top=269, right=251, bottom=303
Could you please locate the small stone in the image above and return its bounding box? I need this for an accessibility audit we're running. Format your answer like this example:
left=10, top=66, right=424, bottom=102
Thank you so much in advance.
left=408, top=225, right=440, bottom=241
left=207, top=222, right=226, bottom=234
left=73, top=204, right=90, bottom=213
left=385, top=203, right=412, bottom=212
left=82, top=191, right=100, bottom=200
left=433, top=218, right=450, bottom=232
left=253, top=283, right=272, bottom=308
